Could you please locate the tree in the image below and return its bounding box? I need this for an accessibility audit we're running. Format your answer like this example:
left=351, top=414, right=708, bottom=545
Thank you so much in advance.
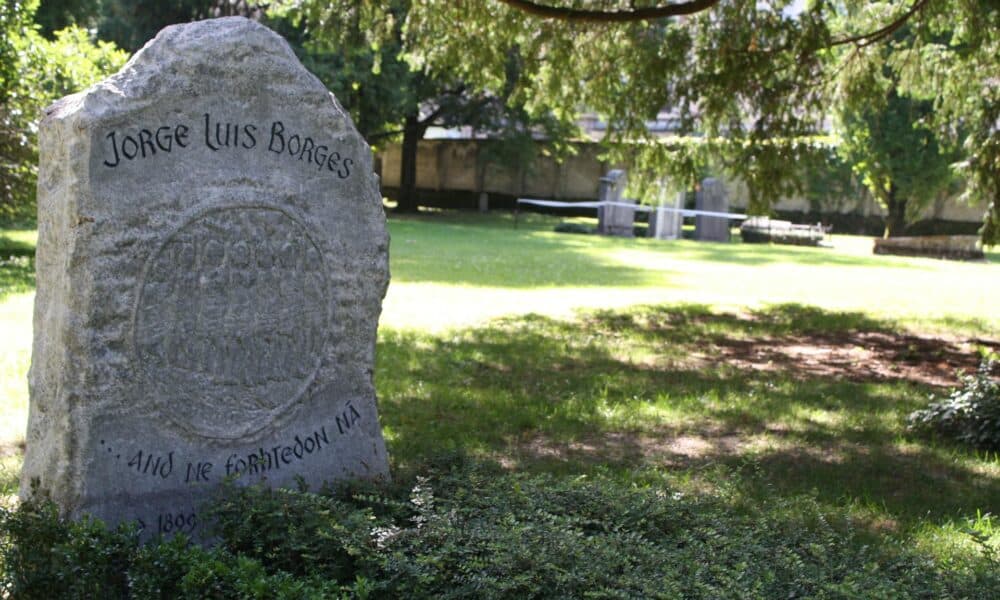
left=33, top=0, right=575, bottom=215
left=837, top=86, right=953, bottom=237
left=276, top=0, right=997, bottom=240
left=275, top=0, right=577, bottom=212
left=1, top=0, right=126, bottom=220
left=96, top=0, right=260, bottom=52
left=12, top=1, right=998, bottom=234
left=881, top=1, right=1000, bottom=243
left=376, top=0, right=838, bottom=212
left=33, top=0, right=98, bottom=37
left=1, top=0, right=38, bottom=218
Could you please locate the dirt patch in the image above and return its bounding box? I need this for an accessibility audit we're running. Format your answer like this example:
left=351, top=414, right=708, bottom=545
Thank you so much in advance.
left=518, top=428, right=748, bottom=468
left=513, top=426, right=974, bottom=490
left=691, top=331, right=998, bottom=387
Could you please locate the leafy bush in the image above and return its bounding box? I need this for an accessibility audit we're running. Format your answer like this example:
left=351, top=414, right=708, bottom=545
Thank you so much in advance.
left=0, top=500, right=345, bottom=599
left=204, top=480, right=375, bottom=582
left=909, top=359, right=1000, bottom=450
left=0, top=499, right=136, bottom=599
left=2, top=457, right=998, bottom=598
left=1, top=0, right=127, bottom=222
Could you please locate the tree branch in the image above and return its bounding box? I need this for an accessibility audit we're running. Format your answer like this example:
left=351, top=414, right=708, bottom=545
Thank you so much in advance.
left=367, top=129, right=404, bottom=141
left=829, top=0, right=932, bottom=48
left=500, top=0, right=932, bottom=50
left=419, top=107, right=446, bottom=126
left=496, top=0, right=720, bottom=22
left=417, top=85, right=471, bottom=126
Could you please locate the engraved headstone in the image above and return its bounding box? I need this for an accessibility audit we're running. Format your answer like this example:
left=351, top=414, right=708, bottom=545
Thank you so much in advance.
left=695, top=177, right=730, bottom=242
left=597, top=169, right=635, bottom=237
left=21, top=18, right=390, bottom=539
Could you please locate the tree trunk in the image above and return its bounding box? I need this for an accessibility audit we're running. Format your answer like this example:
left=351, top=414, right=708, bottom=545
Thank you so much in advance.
left=883, top=184, right=907, bottom=238
left=397, top=114, right=423, bottom=213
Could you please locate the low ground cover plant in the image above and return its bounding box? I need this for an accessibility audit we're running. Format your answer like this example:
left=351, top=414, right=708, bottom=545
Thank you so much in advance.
left=909, top=359, right=1000, bottom=450
left=3, top=456, right=998, bottom=599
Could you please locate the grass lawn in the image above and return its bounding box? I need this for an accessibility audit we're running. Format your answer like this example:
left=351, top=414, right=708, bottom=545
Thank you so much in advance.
left=2, top=211, right=999, bottom=572
left=383, top=212, right=999, bottom=335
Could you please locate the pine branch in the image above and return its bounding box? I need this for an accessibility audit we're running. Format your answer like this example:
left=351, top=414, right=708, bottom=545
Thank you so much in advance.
left=496, top=0, right=720, bottom=22
left=829, top=0, right=932, bottom=48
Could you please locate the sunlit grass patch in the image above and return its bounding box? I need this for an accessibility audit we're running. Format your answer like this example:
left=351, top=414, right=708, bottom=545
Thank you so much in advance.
left=0, top=229, right=37, bottom=252
left=0, top=293, right=31, bottom=481
left=383, top=212, right=1000, bottom=336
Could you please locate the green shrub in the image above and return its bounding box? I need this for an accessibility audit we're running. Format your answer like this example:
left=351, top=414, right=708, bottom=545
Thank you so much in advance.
left=0, top=499, right=137, bottom=599
left=170, top=552, right=340, bottom=599
left=204, top=481, right=376, bottom=582
left=127, top=533, right=205, bottom=599
left=1, top=500, right=345, bottom=599
left=2, top=458, right=998, bottom=598
left=354, top=463, right=994, bottom=599
left=1, top=1, right=127, bottom=222
left=908, top=359, right=1000, bottom=450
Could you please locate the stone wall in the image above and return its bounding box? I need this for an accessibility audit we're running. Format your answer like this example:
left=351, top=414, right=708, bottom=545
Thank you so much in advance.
left=378, top=139, right=988, bottom=225
left=380, top=140, right=608, bottom=201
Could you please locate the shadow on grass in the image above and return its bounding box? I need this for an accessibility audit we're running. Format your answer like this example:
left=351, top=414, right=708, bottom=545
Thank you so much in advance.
left=587, top=303, right=996, bottom=386
left=717, top=441, right=998, bottom=528
left=671, top=239, right=922, bottom=269
left=377, top=302, right=999, bottom=531
left=588, top=301, right=895, bottom=337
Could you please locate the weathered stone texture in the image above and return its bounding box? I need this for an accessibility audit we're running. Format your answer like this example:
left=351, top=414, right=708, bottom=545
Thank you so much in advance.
left=695, top=178, right=730, bottom=242
left=597, top=169, right=634, bottom=237
left=22, top=17, right=390, bottom=538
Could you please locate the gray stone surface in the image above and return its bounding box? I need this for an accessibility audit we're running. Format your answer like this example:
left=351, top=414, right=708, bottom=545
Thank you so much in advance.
left=597, top=169, right=634, bottom=237
left=695, top=178, right=730, bottom=242
left=648, top=183, right=683, bottom=241
left=21, top=17, right=390, bottom=539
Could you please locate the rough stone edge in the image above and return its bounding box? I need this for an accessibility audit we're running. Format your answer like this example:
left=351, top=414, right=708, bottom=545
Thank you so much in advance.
left=21, top=17, right=393, bottom=509
left=44, top=18, right=324, bottom=127
left=21, top=96, right=91, bottom=510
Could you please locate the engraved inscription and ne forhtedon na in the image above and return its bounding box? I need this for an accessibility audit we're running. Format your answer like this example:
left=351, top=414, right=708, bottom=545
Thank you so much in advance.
left=133, top=206, right=333, bottom=439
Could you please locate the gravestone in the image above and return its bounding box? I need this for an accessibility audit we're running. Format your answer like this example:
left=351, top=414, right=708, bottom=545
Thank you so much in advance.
left=21, top=17, right=390, bottom=539
left=648, top=182, right=683, bottom=241
left=695, top=177, right=730, bottom=242
left=597, top=169, right=635, bottom=237
left=873, top=235, right=984, bottom=260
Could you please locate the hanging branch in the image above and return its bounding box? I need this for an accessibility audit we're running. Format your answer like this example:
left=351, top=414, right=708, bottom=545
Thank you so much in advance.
left=498, top=0, right=932, bottom=50
left=496, top=0, right=721, bottom=22
left=829, top=0, right=932, bottom=47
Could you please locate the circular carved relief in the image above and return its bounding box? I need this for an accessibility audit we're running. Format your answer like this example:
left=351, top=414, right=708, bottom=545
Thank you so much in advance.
left=133, top=205, right=332, bottom=439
